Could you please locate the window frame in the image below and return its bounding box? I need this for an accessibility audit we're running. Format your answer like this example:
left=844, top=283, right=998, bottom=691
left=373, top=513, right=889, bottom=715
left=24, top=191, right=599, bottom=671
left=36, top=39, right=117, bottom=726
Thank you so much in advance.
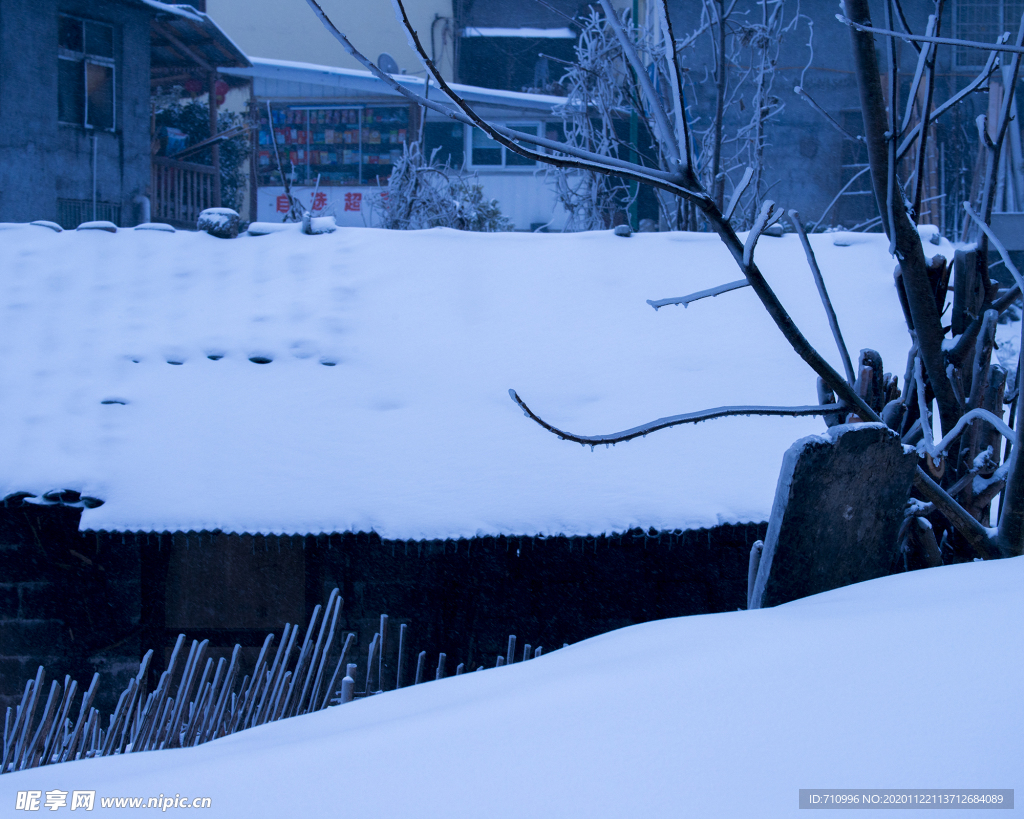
left=953, top=0, right=1024, bottom=67
left=57, top=13, right=117, bottom=132
left=465, top=121, right=545, bottom=170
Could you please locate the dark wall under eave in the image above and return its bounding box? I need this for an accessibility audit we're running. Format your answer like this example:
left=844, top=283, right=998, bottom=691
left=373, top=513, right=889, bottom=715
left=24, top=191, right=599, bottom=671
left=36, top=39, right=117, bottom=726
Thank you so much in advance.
left=0, top=503, right=765, bottom=710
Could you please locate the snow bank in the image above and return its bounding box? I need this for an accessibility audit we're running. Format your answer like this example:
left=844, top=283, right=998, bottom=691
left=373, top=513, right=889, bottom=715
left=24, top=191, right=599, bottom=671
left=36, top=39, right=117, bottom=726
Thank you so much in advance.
left=3, top=556, right=1020, bottom=817
left=0, top=225, right=933, bottom=538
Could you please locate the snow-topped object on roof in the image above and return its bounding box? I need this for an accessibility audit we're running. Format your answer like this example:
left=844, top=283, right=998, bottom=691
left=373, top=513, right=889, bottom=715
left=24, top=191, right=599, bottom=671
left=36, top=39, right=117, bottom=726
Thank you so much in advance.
left=0, top=226, right=932, bottom=538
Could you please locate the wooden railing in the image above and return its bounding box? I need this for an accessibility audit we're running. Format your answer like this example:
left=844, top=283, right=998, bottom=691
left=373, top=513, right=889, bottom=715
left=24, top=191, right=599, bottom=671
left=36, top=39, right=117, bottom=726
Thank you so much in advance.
left=151, top=156, right=217, bottom=228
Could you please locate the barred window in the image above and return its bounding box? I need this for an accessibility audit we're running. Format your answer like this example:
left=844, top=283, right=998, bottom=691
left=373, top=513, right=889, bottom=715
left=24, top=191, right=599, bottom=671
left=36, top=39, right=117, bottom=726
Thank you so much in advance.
left=58, top=14, right=116, bottom=130
left=954, top=0, right=1024, bottom=66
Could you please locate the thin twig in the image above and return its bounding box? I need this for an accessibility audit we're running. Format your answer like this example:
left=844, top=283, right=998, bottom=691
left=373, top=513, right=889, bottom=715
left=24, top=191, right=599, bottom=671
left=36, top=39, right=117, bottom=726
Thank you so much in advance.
left=647, top=279, right=749, bottom=309
left=508, top=389, right=843, bottom=446
left=787, top=210, right=856, bottom=384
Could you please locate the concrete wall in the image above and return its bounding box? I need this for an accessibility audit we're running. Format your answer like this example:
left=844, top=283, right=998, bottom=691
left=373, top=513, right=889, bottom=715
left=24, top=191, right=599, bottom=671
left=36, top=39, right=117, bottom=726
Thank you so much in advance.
left=0, top=0, right=152, bottom=226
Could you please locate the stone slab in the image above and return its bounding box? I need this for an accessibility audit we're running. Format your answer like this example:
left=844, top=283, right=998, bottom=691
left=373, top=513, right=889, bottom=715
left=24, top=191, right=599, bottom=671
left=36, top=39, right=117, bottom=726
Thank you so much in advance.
left=749, top=423, right=917, bottom=609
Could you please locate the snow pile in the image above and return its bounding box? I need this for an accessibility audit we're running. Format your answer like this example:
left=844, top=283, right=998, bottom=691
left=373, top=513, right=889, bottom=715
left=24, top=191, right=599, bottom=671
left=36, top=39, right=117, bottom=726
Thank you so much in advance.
left=2, top=556, right=1020, bottom=817
left=0, top=224, right=934, bottom=538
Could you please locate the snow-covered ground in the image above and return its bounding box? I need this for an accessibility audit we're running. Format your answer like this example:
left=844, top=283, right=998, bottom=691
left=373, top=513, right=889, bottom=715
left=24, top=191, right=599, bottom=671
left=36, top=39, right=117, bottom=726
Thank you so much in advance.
left=0, top=223, right=938, bottom=538
left=2, top=556, right=1020, bottom=817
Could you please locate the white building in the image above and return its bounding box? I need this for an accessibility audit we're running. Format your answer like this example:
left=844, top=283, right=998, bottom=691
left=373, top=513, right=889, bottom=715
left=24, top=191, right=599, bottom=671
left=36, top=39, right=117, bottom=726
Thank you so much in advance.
left=220, top=57, right=571, bottom=230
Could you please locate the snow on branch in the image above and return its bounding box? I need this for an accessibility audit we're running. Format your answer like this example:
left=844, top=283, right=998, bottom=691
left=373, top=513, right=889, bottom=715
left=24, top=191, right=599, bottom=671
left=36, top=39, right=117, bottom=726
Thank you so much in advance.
left=835, top=13, right=1024, bottom=56
left=596, top=0, right=681, bottom=166
left=723, top=167, right=754, bottom=221
left=646, top=279, right=749, bottom=310
left=919, top=407, right=1017, bottom=460
left=963, top=203, right=1024, bottom=293
left=787, top=210, right=856, bottom=385
left=794, top=86, right=862, bottom=142
left=742, top=200, right=781, bottom=268
left=508, top=389, right=843, bottom=446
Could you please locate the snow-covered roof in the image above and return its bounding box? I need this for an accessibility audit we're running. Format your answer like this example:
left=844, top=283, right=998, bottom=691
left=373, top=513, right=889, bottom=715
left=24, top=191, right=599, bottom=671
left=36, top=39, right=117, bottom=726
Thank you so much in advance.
left=219, top=57, right=567, bottom=114
left=132, top=1, right=202, bottom=21
left=0, top=224, right=930, bottom=538
left=461, top=27, right=577, bottom=38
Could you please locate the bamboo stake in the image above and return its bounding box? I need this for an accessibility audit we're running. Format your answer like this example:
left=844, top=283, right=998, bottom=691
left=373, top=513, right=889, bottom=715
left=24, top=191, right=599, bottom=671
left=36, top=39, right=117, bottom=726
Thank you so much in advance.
left=269, top=671, right=292, bottom=722
left=99, top=680, right=133, bottom=757
left=396, top=623, right=407, bottom=689
left=296, top=591, right=338, bottom=716
left=21, top=680, right=60, bottom=770
left=378, top=614, right=388, bottom=692
left=132, top=634, right=184, bottom=753
left=239, top=633, right=274, bottom=731
left=319, top=633, right=355, bottom=710
left=414, top=651, right=426, bottom=684
left=12, top=667, right=44, bottom=770
left=282, top=604, right=322, bottom=718
left=208, top=646, right=240, bottom=741
left=1, top=679, right=34, bottom=773
left=307, top=596, right=342, bottom=713
left=363, top=633, right=380, bottom=694
left=59, top=673, right=99, bottom=762
left=164, top=640, right=208, bottom=748
left=195, top=656, right=226, bottom=743
left=259, top=624, right=296, bottom=726
left=40, top=677, right=75, bottom=767
left=435, top=653, right=446, bottom=681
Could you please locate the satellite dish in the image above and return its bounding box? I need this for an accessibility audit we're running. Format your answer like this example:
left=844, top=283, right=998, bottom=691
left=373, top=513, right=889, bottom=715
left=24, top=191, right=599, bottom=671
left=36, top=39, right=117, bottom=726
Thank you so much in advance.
left=378, top=53, right=400, bottom=74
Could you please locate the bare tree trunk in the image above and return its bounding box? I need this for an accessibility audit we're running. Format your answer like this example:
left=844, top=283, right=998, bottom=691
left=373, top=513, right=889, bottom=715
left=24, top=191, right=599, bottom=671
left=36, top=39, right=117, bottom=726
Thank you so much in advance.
left=843, top=0, right=959, bottom=436
left=710, top=0, right=726, bottom=210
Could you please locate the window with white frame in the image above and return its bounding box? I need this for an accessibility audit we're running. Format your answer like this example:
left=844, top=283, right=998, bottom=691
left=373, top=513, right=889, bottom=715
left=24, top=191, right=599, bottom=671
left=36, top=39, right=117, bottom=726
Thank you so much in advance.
left=468, top=123, right=541, bottom=168
left=58, top=14, right=116, bottom=130
left=954, top=0, right=1024, bottom=66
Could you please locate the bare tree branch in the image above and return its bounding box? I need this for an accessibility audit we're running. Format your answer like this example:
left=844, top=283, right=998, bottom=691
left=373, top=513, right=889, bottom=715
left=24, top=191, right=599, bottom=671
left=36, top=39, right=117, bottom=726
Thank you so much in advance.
left=794, top=86, right=863, bottom=141
left=743, top=200, right=782, bottom=267
left=897, top=48, right=1001, bottom=161
left=647, top=279, right=748, bottom=309
left=836, top=13, right=1024, bottom=55
left=597, top=0, right=680, bottom=165
left=723, top=166, right=753, bottom=221
left=787, top=210, right=856, bottom=384
left=508, top=389, right=844, bottom=445
left=654, top=0, right=695, bottom=171
left=920, top=407, right=1017, bottom=458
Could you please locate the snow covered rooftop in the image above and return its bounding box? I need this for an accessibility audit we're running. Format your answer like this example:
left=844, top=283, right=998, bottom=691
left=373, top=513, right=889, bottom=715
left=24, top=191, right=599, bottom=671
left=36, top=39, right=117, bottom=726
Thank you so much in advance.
left=219, top=57, right=568, bottom=114
left=0, top=224, right=933, bottom=539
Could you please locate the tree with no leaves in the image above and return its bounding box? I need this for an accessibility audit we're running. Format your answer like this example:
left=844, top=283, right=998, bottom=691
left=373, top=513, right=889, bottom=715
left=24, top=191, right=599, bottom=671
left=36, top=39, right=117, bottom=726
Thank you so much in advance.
left=302, top=0, right=1024, bottom=561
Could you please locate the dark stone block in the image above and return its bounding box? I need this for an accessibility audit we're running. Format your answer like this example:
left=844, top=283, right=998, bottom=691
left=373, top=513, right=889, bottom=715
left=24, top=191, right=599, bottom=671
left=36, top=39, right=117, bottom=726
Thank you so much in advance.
left=16, top=582, right=58, bottom=619
left=0, top=619, right=66, bottom=655
left=0, top=584, right=17, bottom=618
left=750, top=423, right=918, bottom=609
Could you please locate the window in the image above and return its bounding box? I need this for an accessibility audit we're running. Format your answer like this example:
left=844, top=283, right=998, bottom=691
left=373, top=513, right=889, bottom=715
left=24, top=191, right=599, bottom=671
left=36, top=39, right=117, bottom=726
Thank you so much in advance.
left=468, top=123, right=541, bottom=168
left=954, top=0, right=1024, bottom=66
left=58, top=14, right=115, bottom=130
left=257, top=105, right=410, bottom=187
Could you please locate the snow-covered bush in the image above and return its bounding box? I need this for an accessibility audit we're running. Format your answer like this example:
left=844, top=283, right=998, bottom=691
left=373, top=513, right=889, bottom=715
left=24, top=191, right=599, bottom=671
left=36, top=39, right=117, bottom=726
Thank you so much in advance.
left=368, top=143, right=512, bottom=232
